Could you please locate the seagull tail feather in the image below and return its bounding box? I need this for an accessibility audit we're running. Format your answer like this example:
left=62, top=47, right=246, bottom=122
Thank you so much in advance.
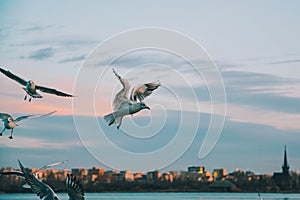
left=104, top=113, right=115, bottom=126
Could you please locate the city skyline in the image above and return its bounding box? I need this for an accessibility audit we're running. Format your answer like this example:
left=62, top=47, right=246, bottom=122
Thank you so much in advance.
left=1, top=145, right=295, bottom=175
left=1, top=146, right=297, bottom=193
left=0, top=1, right=300, bottom=174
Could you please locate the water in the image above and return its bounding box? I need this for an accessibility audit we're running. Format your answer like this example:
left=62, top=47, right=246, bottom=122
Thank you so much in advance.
left=0, top=193, right=300, bottom=200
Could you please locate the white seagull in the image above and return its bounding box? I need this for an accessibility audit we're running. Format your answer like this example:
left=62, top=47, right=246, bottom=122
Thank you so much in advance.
left=0, top=67, right=74, bottom=102
left=18, top=160, right=85, bottom=200
left=0, top=111, right=56, bottom=139
left=0, top=160, right=68, bottom=188
left=104, top=69, right=160, bottom=129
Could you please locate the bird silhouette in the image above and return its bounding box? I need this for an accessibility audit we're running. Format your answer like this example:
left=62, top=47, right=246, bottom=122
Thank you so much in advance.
left=0, top=67, right=74, bottom=102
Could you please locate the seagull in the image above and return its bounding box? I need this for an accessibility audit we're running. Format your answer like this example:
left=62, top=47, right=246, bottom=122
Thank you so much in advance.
left=18, top=160, right=85, bottom=200
left=0, top=67, right=74, bottom=102
left=104, top=69, right=160, bottom=129
left=0, top=111, right=56, bottom=139
left=0, top=160, right=67, bottom=188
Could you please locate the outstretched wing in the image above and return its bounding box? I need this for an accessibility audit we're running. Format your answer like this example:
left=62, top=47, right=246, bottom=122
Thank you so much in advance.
left=37, top=160, right=67, bottom=173
left=14, top=111, right=56, bottom=123
left=0, top=171, right=25, bottom=178
left=130, top=81, right=161, bottom=102
left=36, top=85, right=74, bottom=97
left=112, top=69, right=131, bottom=110
left=0, top=113, right=12, bottom=121
left=0, top=67, right=27, bottom=86
left=66, top=174, right=85, bottom=200
left=18, top=160, right=56, bottom=200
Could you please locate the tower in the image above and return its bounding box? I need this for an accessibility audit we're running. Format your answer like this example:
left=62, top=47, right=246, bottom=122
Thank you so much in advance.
left=273, top=145, right=291, bottom=190
left=282, top=145, right=289, bottom=175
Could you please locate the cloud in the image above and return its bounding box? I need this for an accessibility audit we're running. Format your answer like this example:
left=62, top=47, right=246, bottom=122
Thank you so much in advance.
left=19, top=24, right=55, bottom=32
left=222, top=70, right=300, bottom=114
left=227, top=104, right=300, bottom=131
left=59, top=55, right=86, bottom=63
left=269, top=59, right=300, bottom=65
left=26, top=47, right=55, bottom=60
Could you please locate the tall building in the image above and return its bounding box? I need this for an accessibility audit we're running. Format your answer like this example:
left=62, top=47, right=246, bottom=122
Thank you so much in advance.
left=188, top=166, right=205, bottom=174
left=273, top=145, right=292, bottom=190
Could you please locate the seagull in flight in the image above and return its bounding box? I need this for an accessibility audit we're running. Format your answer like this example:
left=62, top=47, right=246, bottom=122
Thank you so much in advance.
left=18, top=160, right=85, bottom=200
left=0, top=67, right=74, bottom=102
left=104, top=69, right=160, bottom=129
left=0, top=111, right=56, bottom=139
left=0, top=160, right=67, bottom=188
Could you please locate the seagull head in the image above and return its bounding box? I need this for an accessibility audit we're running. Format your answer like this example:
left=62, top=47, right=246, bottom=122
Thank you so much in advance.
left=139, top=102, right=150, bottom=110
left=7, top=117, right=13, bottom=122
left=28, top=80, right=35, bottom=87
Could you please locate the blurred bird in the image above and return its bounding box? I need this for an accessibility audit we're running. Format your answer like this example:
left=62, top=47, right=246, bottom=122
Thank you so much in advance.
left=0, top=160, right=67, bottom=188
left=18, top=160, right=85, bottom=200
left=0, top=67, right=74, bottom=102
left=0, top=111, right=56, bottom=139
left=104, top=69, right=160, bottom=129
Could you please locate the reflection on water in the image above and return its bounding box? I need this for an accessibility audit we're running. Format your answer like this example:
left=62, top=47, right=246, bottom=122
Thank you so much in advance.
left=0, top=193, right=300, bottom=200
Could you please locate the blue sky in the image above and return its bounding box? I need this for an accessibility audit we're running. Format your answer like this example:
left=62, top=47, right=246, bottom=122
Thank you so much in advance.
left=0, top=0, right=300, bottom=174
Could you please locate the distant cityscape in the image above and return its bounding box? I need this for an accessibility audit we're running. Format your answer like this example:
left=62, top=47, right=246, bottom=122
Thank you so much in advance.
left=1, top=146, right=300, bottom=193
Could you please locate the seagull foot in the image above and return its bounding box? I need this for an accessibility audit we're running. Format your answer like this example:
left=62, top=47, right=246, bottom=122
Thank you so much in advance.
left=24, top=95, right=27, bottom=101
left=8, top=136, right=13, bottom=139
left=0, top=133, right=2, bottom=136
left=29, top=98, right=32, bottom=102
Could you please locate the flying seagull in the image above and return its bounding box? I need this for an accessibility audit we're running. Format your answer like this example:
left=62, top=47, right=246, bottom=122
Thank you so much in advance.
left=18, top=160, right=85, bottom=200
left=0, top=160, right=67, bottom=188
left=0, top=111, right=56, bottom=139
left=0, top=67, right=74, bottom=101
left=104, top=69, right=160, bottom=129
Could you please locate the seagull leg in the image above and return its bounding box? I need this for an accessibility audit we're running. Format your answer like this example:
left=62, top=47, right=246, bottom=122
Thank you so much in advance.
left=0, top=127, right=5, bottom=136
left=24, top=95, right=27, bottom=101
left=8, top=129, right=13, bottom=139
left=29, top=97, right=32, bottom=102
left=117, top=117, right=123, bottom=129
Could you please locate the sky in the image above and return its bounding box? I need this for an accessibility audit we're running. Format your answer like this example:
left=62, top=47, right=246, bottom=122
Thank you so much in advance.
left=0, top=0, right=300, bottom=174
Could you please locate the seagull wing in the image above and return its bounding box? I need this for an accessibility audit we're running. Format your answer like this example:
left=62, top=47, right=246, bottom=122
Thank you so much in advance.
left=112, top=69, right=131, bottom=110
left=130, top=81, right=161, bottom=102
left=0, top=113, right=12, bottom=121
left=36, top=85, right=74, bottom=97
left=66, top=174, right=85, bottom=200
left=18, top=160, right=57, bottom=200
left=37, top=160, right=68, bottom=173
left=0, top=67, right=27, bottom=86
left=14, top=111, right=56, bottom=123
left=0, top=171, right=25, bottom=178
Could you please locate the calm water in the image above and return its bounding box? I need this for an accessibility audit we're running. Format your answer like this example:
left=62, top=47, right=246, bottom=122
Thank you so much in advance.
left=0, top=193, right=300, bottom=200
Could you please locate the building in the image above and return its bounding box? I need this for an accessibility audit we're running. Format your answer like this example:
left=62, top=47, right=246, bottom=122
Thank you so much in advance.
left=120, top=170, right=134, bottom=181
left=182, top=166, right=210, bottom=182
left=88, top=167, right=104, bottom=182
left=147, top=170, right=161, bottom=182
left=213, top=168, right=227, bottom=181
left=188, top=166, right=205, bottom=174
left=273, top=145, right=292, bottom=190
left=162, top=172, right=174, bottom=182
